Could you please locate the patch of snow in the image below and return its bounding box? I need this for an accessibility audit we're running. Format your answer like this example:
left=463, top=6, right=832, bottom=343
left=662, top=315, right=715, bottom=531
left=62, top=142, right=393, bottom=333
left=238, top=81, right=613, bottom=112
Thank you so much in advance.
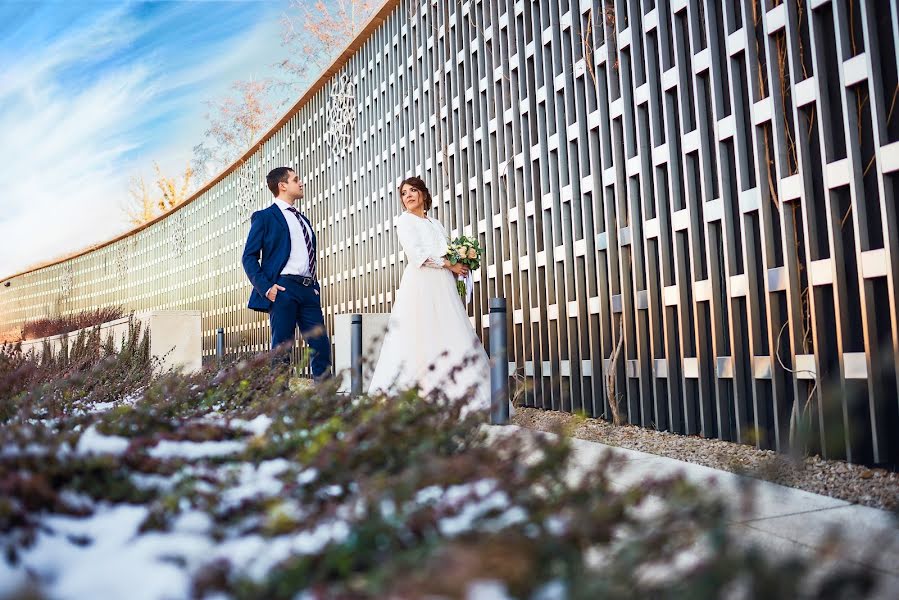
left=130, top=472, right=179, bottom=493
left=4, top=502, right=295, bottom=600
left=380, top=499, right=397, bottom=518
left=1, top=443, right=48, bottom=458
left=133, top=464, right=226, bottom=494
left=172, top=510, right=213, bottom=536
left=57, top=441, right=74, bottom=458
left=73, top=393, right=141, bottom=416
left=544, top=515, right=568, bottom=536
left=335, top=498, right=368, bottom=522
left=0, top=560, right=28, bottom=598
left=485, top=506, right=527, bottom=530
left=460, top=482, right=496, bottom=501
left=192, top=480, right=218, bottom=495
left=292, top=519, right=350, bottom=554
left=58, top=491, right=95, bottom=512
left=148, top=439, right=245, bottom=460
left=415, top=485, right=444, bottom=505
left=232, top=414, right=273, bottom=437
left=210, top=520, right=350, bottom=581
left=434, top=481, right=511, bottom=537
left=8, top=504, right=201, bottom=600
left=317, top=484, right=343, bottom=498
left=85, top=400, right=117, bottom=413
left=76, top=425, right=130, bottom=456
left=532, top=580, right=567, bottom=600
left=208, top=534, right=269, bottom=573
left=296, top=468, right=318, bottom=485
left=466, top=580, right=514, bottom=600
left=221, top=458, right=290, bottom=508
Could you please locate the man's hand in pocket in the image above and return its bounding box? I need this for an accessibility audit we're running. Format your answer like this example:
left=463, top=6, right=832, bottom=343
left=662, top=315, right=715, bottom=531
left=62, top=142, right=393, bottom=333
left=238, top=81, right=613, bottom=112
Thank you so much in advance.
left=266, top=284, right=286, bottom=302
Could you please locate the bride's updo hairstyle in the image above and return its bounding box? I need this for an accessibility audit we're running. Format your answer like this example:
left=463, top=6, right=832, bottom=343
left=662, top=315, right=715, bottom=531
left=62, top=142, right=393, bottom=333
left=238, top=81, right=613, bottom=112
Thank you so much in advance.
left=399, top=176, right=433, bottom=212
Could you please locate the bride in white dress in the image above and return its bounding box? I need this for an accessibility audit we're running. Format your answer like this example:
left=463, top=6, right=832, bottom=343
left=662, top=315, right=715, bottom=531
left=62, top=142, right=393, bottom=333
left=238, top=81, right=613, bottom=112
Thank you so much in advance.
left=367, top=176, right=491, bottom=417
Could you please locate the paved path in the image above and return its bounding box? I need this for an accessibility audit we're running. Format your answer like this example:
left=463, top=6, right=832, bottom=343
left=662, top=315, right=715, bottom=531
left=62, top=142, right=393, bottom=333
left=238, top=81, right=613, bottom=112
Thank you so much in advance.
left=488, top=425, right=899, bottom=597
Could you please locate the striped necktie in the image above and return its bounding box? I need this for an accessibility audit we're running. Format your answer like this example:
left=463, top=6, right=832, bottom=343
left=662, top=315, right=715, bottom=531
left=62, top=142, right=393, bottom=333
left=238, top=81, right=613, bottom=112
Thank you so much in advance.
left=287, top=207, right=316, bottom=278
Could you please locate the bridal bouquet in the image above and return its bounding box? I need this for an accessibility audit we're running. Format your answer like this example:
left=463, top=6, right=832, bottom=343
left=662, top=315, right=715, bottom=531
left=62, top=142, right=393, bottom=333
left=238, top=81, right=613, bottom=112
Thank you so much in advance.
left=447, top=234, right=482, bottom=304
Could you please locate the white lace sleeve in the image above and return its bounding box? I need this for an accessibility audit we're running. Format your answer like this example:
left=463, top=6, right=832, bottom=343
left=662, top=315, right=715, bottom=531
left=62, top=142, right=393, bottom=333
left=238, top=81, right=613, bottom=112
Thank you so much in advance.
left=422, top=257, right=445, bottom=269
left=396, top=215, right=445, bottom=269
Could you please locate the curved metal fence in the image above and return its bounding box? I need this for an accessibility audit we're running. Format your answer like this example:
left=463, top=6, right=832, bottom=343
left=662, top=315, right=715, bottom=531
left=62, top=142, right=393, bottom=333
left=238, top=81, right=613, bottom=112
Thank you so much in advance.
left=2, top=0, right=898, bottom=465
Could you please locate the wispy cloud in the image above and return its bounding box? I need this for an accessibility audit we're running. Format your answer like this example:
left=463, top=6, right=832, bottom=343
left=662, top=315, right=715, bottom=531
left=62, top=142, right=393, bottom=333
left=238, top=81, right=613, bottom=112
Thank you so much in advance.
left=0, top=1, right=292, bottom=278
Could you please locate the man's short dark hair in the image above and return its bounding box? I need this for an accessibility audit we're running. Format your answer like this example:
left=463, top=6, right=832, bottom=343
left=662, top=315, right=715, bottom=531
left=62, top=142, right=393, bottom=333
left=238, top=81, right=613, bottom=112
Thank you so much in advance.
left=267, top=167, right=294, bottom=197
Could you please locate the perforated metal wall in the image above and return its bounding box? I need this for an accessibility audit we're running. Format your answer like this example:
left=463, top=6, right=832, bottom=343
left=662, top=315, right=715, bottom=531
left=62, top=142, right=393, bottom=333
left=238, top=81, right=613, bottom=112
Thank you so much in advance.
left=2, top=0, right=898, bottom=464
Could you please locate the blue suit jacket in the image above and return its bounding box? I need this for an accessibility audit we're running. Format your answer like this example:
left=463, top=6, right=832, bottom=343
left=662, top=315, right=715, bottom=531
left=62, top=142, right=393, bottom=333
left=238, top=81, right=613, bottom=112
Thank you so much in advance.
left=242, top=203, right=317, bottom=313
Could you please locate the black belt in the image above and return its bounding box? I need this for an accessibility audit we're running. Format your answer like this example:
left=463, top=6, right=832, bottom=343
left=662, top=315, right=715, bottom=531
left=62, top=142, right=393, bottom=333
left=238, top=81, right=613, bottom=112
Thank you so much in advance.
left=281, top=274, right=315, bottom=286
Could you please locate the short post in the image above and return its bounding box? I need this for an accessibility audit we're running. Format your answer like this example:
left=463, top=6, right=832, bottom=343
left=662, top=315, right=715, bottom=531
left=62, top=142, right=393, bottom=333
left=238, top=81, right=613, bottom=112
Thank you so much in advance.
left=350, top=314, right=363, bottom=396
left=489, top=298, right=510, bottom=425
left=215, top=328, right=225, bottom=364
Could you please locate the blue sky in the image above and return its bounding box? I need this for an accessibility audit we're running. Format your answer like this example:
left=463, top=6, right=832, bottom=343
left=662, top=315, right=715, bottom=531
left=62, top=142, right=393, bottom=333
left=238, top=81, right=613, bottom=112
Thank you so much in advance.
left=0, top=0, right=297, bottom=277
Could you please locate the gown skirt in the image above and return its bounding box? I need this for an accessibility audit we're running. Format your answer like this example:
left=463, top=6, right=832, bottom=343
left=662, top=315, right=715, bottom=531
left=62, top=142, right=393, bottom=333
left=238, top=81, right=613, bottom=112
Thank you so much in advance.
left=367, top=262, right=491, bottom=416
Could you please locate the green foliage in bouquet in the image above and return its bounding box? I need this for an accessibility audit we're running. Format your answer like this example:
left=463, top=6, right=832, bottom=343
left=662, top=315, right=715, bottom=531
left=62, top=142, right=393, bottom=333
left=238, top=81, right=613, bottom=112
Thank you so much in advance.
left=447, top=235, right=483, bottom=301
left=447, top=235, right=482, bottom=270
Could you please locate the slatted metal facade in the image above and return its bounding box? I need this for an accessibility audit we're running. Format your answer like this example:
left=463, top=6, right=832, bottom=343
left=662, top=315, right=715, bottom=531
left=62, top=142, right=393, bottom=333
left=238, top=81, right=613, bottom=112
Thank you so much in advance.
left=2, top=0, right=898, bottom=464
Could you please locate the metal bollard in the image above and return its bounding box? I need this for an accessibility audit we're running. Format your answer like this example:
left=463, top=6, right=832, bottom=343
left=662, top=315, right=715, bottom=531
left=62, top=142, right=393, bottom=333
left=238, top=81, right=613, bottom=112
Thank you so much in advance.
left=489, top=298, right=510, bottom=425
left=350, top=314, right=363, bottom=396
left=215, top=328, right=224, bottom=364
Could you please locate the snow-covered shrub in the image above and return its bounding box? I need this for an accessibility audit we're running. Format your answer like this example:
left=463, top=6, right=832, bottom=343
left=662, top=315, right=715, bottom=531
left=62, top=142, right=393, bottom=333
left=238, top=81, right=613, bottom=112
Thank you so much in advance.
left=0, top=348, right=880, bottom=600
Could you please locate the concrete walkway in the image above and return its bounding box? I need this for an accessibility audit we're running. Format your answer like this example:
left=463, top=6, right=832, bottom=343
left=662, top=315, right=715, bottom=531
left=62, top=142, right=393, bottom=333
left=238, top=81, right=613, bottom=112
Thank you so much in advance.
left=488, top=425, right=898, bottom=597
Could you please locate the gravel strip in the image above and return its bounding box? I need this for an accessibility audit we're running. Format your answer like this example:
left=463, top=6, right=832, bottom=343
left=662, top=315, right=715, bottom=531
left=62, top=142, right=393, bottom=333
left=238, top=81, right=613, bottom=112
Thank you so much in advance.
left=512, top=407, right=899, bottom=512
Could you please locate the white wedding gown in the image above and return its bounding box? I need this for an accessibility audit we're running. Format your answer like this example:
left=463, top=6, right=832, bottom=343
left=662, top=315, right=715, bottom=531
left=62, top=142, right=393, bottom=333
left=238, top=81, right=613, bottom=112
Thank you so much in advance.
left=367, top=211, right=491, bottom=417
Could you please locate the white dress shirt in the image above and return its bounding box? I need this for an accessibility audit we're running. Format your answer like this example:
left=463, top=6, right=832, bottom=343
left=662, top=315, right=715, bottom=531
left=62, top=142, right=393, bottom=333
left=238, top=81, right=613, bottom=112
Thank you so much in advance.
left=273, top=198, right=314, bottom=277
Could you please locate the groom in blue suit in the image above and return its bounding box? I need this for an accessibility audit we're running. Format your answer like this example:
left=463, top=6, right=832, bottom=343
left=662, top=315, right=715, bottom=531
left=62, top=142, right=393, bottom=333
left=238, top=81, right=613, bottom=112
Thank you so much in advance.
left=242, top=167, right=331, bottom=379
